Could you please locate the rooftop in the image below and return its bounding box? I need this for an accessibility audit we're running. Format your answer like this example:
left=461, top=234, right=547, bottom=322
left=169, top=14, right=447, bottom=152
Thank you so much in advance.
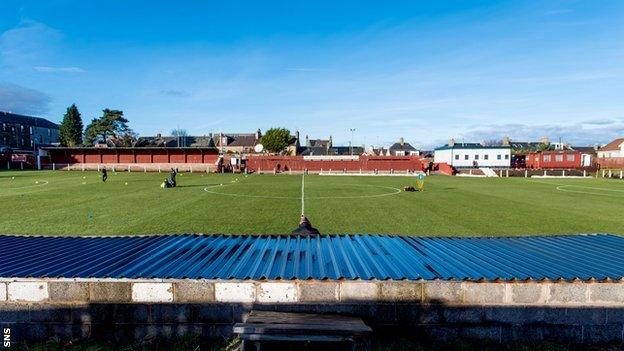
left=435, top=143, right=511, bottom=151
left=599, top=138, right=624, bottom=152
left=0, top=233, right=622, bottom=281
left=0, top=111, right=59, bottom=129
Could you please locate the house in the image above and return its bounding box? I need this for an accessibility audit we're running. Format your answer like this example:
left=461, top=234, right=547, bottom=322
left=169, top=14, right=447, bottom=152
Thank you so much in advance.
left=0, top=111, right=59, bottom=151
left=388, top=138, right=419, bottom=156
left=214, top=129, right=300, bottom=155
left=525, top=149, right=595, bottom=169
left=597, top=138, right=624, bottom=159
left=366, top=146, right=388, bottom=156
left=299, top=135, right=332, bottom=155
left=434, top=139, right=511, bottom=168
left=596, top=138, right=624, bottom=169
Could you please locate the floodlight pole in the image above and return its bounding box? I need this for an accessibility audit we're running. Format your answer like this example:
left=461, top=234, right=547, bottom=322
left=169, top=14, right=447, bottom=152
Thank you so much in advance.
left=349, top=128, right=356, bottom=155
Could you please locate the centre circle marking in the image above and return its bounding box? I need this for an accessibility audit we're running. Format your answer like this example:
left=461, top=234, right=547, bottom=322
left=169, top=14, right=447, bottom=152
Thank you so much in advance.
left=203, top=183, right=402, bottom=199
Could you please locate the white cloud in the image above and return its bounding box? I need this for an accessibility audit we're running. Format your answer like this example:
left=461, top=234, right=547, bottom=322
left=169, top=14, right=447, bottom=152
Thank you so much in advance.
left=34, top=66, right=85, bottom=73
left=0, top=82, right=51, bottom=115
left=455, top=120, right=624, bottom=146
left=0, top=20, right=62, bottom=67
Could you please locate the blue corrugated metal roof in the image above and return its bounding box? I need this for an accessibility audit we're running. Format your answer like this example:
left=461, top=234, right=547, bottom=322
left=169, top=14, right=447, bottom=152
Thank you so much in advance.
left=0, top=234, right=622, bottom=281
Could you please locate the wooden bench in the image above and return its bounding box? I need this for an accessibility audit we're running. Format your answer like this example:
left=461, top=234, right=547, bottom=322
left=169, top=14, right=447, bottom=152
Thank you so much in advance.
left=233, top=310, right=372, bottom=351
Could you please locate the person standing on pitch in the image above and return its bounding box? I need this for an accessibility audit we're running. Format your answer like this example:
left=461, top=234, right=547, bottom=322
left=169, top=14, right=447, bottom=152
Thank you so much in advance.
left=102, top=168, right=108, bottom=182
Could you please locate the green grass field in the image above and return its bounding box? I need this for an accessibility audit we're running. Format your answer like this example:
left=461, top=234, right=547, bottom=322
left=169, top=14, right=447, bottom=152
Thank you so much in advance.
left=1, top=170, right=623, bottom=236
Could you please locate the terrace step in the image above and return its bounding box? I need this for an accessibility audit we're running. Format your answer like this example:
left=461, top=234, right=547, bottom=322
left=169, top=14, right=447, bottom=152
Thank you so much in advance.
left=480, top=167, right=499, bottom=177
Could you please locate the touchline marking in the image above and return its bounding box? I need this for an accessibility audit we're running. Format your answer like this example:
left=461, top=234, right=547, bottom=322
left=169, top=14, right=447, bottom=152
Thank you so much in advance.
left=301, top=173, right=305, bottom=215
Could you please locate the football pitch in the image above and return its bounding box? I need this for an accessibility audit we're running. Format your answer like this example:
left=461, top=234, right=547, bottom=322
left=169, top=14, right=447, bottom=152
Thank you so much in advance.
left=1, top=170, right=623, bottom=236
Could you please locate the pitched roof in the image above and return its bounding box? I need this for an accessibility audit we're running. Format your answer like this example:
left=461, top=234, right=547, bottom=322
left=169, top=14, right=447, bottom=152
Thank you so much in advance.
left=227, top=134, right=258, bottom=147
left=135, top=136, right=215, bottom=148
left=389, top=142, right=417, bottom=152
left=308, top=139, right=330, bottom=148
left=0, top=233, right=623, bottom=281
left=0, top=111, right=59, bottom=129
left=599, top=138, right=624, bottom=151
left=435, top=143, right=511, bottom=151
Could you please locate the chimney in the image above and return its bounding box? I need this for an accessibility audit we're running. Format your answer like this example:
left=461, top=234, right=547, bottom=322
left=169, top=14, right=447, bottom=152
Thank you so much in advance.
left=295, top=130, right=299, bottom=141
left=328, top=135, right=333, bottom=148
left=305, top=135, right=310, bottom=147
left=502, top=136, right=510, bottom=146
left=255, top=128, right=261, bottom=140
left=156, top=133, right=161, bottom=138
left=399, top=137, right=404, bottom=146
left=449, top=138, right=455, bottom=147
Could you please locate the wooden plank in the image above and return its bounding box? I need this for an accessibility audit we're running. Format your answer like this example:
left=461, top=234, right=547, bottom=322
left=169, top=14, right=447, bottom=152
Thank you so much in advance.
left=234, top=324, right=370, bottom=336
left=243, top=311, right=371, bottom=332
left=241, top=334, right=354, bottom=343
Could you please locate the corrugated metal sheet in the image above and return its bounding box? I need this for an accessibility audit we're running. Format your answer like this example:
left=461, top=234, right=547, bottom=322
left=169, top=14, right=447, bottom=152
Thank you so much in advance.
left=0, top=234, right=622, bottom=281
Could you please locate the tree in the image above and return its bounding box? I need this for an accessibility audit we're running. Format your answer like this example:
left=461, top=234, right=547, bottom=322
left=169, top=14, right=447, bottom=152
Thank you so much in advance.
left=84, top=109, right=131, bottom=146
left=58, top=104, right=83, bottom=147
left=261, top=127, right=291, bottom=153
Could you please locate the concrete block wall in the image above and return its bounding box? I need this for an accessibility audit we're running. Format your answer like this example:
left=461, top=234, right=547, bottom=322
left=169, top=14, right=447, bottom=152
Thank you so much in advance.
left=1, top=279, right=624, bottom=344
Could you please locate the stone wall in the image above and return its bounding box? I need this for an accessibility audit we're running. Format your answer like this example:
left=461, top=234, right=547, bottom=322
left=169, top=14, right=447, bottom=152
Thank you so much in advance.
left=1, top=279, right=624, bottom=345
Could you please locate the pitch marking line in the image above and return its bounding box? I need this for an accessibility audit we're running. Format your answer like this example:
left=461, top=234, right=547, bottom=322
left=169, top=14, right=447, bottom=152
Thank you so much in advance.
left=0, top=179, right=49, bottom=190
left=528, top=180, right=624, bottom=197
left=203, top=183, right=401, bottom=200
left=301, top=173, right=305, bottom=215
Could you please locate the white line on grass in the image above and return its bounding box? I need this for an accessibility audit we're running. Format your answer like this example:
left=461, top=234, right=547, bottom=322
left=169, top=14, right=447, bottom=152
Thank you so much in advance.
left=527, top=179, right=624, bottom=197
left=203, top=183, right=401, bottom=199
left=0, top=179, right=49, bottom=191
left=301, top=173, right=305, bottom=215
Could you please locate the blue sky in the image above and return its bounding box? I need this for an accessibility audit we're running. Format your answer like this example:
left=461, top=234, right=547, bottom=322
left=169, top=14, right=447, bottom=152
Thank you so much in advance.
left=1, top=1, right=623, bottom=148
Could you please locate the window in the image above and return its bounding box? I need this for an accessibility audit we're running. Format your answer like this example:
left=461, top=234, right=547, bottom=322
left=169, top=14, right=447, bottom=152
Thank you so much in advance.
left=484, top=154, right=489, bottom=160
left=497, top=154, right=501, bottom=160
left=464, top=154, right=469, bottom=160
left=48, top=129, right=52, bottom=137
left=543, top=155, right=551, bottom=162
left=566, top=154, right=575, bottom=162
left=475, top=154, right=479, bottom=160
left=30, top=126, right=34, bottom=134
left=454, top=154, right=459, bottom=160
left=555, top=154, right=563, bottom=162
left=504, top=154, right=509, bottom=160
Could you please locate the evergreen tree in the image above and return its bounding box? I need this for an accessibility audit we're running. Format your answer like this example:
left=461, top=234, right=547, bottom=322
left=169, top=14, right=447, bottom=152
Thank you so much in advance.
left=59, top=104, right=84, bottom=146
left=84, top=109, right=130, bottom=146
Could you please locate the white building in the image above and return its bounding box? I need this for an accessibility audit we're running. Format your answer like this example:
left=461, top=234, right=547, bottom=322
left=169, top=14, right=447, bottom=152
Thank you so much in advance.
left=597, top=138, right=624, bottom=159
left=434, top=140, right=511, bottom=168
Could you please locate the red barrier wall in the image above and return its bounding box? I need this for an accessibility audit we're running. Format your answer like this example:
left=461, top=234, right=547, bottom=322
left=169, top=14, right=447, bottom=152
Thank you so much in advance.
left=245, top=156, right=424, bottom=172
left=597, top=157, right=624, bottom=169
left=43, top=148, right=219, bottom=165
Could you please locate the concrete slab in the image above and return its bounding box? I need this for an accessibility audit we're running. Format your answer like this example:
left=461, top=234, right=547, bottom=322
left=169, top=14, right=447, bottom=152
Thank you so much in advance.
left=7, top=282, right=48, bottom=302
left=215, top=283, right=255, bottom=303
left=257, top=283, right=297, bottom=303
left=132, top=283, right=174, bottom=303
left=340, top=282, right=378, bottom=301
